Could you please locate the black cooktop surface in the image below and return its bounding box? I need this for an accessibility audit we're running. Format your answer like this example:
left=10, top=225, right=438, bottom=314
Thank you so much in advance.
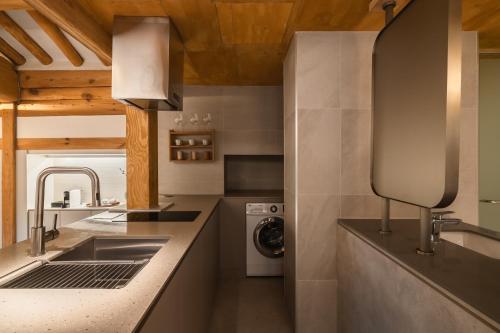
left=113, top=211, right=201, bottom=222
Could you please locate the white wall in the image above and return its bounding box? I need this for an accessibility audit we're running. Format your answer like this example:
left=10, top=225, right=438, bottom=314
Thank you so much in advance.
left=158, top=85, right=283, bottom=195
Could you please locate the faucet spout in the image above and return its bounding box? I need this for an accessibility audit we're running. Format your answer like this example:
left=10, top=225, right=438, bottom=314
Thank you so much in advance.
left=31, top=167, right=101, bottom=257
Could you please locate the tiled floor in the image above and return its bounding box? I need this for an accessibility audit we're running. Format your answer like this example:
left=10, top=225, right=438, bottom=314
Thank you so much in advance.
left=209, top=277, right=293, bottom=333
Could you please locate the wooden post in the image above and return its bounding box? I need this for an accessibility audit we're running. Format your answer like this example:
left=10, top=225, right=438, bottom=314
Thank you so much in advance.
left=126, top=105, right=158, bottom=209
left=2, top=104, right=16, bottom=246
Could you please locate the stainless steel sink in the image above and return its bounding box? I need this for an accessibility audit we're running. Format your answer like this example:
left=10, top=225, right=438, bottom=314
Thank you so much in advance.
left=0, top=237, right=168, bottom=289
left=52, top=237, right=168, bottom=262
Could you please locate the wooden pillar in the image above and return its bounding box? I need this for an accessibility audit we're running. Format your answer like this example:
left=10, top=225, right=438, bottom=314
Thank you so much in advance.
left=2, top=104, right=17, bottom=246
left=0, top=57, right=18, bottom=247
left=126, top=105, right=158, bottom=209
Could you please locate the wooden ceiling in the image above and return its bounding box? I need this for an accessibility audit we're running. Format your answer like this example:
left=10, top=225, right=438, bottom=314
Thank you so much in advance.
left=0, top=0, right=499, bottom=85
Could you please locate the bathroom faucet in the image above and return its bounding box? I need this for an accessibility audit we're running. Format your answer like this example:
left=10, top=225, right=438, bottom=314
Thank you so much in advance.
left=31, top=167, right=102, bottom=257
left=431, top=211, right=461, bottom=243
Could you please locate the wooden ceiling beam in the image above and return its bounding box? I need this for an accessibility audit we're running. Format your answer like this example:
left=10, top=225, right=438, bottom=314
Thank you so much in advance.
left=24, top=0, right=112, bottom=65
left=27, top=10, right=84, bottom=67
left=0, top=11, right=52, bottom=65
left=0, top=57, right=18, bottom=102
left=19, top=70, right=111, bottom=88
left=0, top=36, right=25, bottom=65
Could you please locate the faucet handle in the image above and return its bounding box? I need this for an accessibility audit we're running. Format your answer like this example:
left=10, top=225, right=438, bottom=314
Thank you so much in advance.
left=52, top=214, right=58, bottom=231
left=432, top=211, right=455, bottom=220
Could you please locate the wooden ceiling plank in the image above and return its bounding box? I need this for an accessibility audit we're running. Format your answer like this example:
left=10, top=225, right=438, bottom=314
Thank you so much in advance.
left=24, top=0, right=112, bottom=65
left=20, top=70, right=111, bottom=88
left=216, top=2, right=293, bottom=45
left=160, top=0, right=222, bottom=51
left=0, top=11, right=53, bottom=65
left=28, top=10, right=84, bottom=67
left=0, top=36, right=25, bottom=65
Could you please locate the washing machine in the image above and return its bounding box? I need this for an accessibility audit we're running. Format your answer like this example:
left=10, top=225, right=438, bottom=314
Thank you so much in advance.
left=246, top=203, right=284, bottom=276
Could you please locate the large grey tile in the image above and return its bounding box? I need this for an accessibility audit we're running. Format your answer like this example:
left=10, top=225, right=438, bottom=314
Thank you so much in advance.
left=341, top=109, right=373, bottom=195
left=340, top=195, right=381, bottom=219
left=222, top=130, right=284, bottom=155
left=340, top=32, right=377, bottom=109
left=297, top=108, right=341, bottom=195
left=296, top=194, right=339, bottom=280
left=296, top=32, right=341, bottom=109
left=296, top=279, right=337, bottom=333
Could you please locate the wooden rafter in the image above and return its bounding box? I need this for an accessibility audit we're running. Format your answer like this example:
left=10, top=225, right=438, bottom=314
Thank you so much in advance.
left=0, top=11, right=52, bottom=65
left=0, top=36, right=25, bottom=65
left=27, top=10, right=83, bottom=67
left=24, top=0, right=112, bottom=66
left=0, top=1, right=30, bottom=11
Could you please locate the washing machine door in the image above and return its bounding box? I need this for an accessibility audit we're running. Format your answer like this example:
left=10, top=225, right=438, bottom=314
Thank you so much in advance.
left=253, top=216, right=284, bottom=258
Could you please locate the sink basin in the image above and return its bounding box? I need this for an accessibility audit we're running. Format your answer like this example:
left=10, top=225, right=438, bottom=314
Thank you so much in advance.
left=52, top=237, right=168, bottom=262
left=441, top=231, right=500, bottom=259
left=0, top=237, right=168, bottom=289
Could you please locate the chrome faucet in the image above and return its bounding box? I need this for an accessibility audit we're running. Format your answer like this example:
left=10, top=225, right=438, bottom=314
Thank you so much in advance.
left=31, top=167, right=102, bottom=256
left=431, top=211, right=461, bottom=243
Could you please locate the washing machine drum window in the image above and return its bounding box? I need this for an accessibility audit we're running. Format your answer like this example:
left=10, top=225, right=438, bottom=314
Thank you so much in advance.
left=253, top=217, right=284, bottom=258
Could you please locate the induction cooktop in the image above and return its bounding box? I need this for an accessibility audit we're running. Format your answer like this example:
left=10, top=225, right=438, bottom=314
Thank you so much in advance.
left=112, top=211, right=201, bottom=222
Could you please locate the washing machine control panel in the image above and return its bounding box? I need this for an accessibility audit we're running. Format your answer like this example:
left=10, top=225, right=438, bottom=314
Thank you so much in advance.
left=246, top=203, right=284, bottom=215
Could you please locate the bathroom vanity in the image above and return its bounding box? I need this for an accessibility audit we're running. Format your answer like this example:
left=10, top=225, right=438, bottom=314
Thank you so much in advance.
left=337, top=219, right=500, bottom=333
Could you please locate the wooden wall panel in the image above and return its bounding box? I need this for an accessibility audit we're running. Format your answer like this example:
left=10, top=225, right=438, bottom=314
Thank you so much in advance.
left=2, top=104, right=16, bottom=246
left=126, top=106, right=158, bottom=209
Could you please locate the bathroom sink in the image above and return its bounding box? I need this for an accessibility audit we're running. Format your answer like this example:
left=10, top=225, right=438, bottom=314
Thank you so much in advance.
left=0, top=237, right=168, bottom=289
left=441, top=231, right=500, bottom=259
left=52, top=237, right=168, bottom=262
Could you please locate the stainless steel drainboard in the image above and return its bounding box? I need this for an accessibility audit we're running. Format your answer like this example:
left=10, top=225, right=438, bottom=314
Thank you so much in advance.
left=0, top=261, right=147, bottom=289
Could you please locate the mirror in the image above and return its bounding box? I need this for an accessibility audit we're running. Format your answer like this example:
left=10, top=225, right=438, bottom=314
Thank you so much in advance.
left=371, top=0, right=462, bottom=208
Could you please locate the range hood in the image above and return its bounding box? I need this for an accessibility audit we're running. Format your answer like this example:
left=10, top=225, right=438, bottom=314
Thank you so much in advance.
left=112, top=16, right=184, bottom=111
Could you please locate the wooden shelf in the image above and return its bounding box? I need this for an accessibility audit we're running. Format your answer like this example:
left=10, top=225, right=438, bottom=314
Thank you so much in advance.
left=169, top=129, right=215, bottom=162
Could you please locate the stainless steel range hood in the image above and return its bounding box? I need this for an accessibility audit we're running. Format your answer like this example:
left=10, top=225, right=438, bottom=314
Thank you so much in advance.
left=112, top=16, right=184, bottom=111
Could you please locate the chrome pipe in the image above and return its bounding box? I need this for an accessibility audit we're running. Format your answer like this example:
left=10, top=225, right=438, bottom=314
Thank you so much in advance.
left=379, top=198, right=391, bottom=234
left=417, top=207, right=434, bottom=255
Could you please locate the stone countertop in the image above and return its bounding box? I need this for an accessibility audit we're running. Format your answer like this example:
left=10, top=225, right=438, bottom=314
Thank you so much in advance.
left=0, top=195, right=221, bottom=333
left=338, top=219, right=500, bottom=331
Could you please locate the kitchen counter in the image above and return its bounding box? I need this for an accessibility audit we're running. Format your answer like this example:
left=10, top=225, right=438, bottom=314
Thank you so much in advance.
left=0, top=195, right=221, bottom=333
